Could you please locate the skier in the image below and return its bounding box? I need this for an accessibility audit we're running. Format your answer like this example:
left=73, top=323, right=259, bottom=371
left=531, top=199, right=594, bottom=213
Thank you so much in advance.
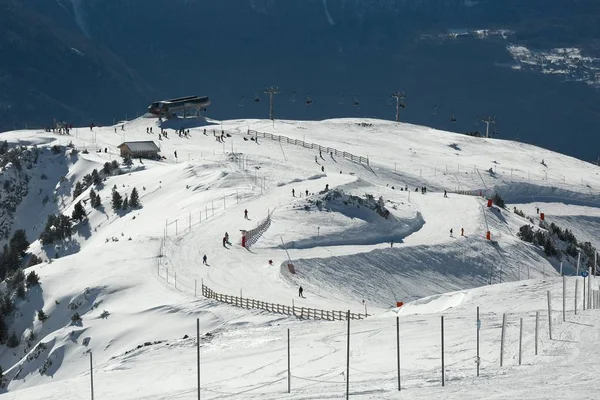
left=444, top=190, right=448, bottom=198
left=298, top=286, right=304, bottom=298
left=321, top=166, right=324, bottom=173
left=292, top=188, right=295, bottom=197
left=174, top=151, right=178, bottom=158
left=244, top=209, right=249, bottom=219
left=222, top=236, right=227, bottom=247
left=390, top=240, right=394, bottom=248
left=325, top=184, right=329, bottom=191
left=461, top=228, right=464, bottom=236
left=450, top=228, right=453, bottom=237
left=305, top=189, right=309, bottom=197
left=203, top=255, right=207, bottom=265
left=225, top=232, right=230, bottom=244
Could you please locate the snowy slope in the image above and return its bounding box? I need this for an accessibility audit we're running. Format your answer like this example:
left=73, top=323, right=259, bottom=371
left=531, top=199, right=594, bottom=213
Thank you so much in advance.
left=0, top=116, right=598, bottom=398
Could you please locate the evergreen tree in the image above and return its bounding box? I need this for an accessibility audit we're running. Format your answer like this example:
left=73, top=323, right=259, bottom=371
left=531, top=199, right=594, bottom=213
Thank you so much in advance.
left=9, top=229, right=29, bottom=257
left=91, top=169, right=102, bottom=185
left=110, top=160, right=119, bottom=171
left=8, top=269, right=25, bottom=292
left=123, top=155, right=133, bottom=167
left=129, top=187, right=140, bottom=208
left=73, top=181, right=84, bottom=199
left=37, top=309, right=48, bottom=322
left=112, top=190, right=123, bottom=211
left=89, top=188, right=97, bottom=207
left=0, top=319, right=7, bottom=345
left=26, top=271, right=40, bottom=289
left=95, top=194, right=102, bottom=207
left=57, top=214, right=73, bottom=239
left=122, top=196, right=129, bottom=210
left=82, top=173, right=93, bottom=188
left=16, top=284, right=26, bottom=299
left=0, top=294, right=13, bottom=316
left=103, top=162, right=112, bottom=175
left=6, top=331, right=19, bottom=348
left=72, top=201, right=86, bottom=221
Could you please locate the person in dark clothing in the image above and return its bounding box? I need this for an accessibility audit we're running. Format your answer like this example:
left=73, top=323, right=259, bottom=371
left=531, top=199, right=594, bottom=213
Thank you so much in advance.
left=321, top=166, right=325, bottom=172
left=444, top=190, right=448, bottom=198
left=222, top=236, right=227, bottom=247
left=203, top=254, right=207, bottom=265
left=305, top=189, right=309, bottom=197
left=450, top=228, right=453, bottom=237
left=292, top=189, right=295, bottom=197
left=299, top=286, right=304, bottom=298
left=244, top=209, right=249, bottom=219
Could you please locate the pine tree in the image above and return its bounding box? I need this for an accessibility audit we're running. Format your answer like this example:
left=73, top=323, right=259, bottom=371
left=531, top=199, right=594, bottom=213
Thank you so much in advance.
left=103, top=162, right=112, bottom=175
left=9, top=229, right=29, bottom=257
left=89, top=188, right=97, bottom=207
left=0, top=294, right=13, bottom=316
left=72, top=201, right=86, bottom=221
left=73, top=181, right=84, bottom=199
left=16, top=284, right=26, bottom=299
left=112, top=190, right=123, bottom=211
left=57, top=214, right=73, bottom=239
left=82, top=173, right=93, bottom=188
left=95, top=194, right=102, bottom=207
left=37, top=309, right=48, bottom=322
left=122, top=196, right=129, bottom=210
left=6, top=331, right=19, bottom=348
left=26, top=271, right=40, bottom=288
left=91, top=169, right=102, bottom=185
left=129, top=187, right=140, bottom=208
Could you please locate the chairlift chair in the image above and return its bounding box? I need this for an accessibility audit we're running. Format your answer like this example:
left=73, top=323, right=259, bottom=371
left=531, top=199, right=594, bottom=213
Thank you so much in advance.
left=254, top=93, right=261, bottom=103
left=305, top=94, right=313, bottom=106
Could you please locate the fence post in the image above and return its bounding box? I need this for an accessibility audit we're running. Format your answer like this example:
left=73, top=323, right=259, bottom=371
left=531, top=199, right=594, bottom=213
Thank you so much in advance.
left=287, top=328, right=291, bottom=393
left=575, top=280, right=578, bottom=314
left=396, top=316, right=401, bottom=391
left=476, top=306, right=480, bottom=377
left=500, top=313, right=506, bottom=366
left=535, top=311, right=539, bottom=355
left=90, top=352, right=94, bottom=400
left=547, top=291, right=552, bottom=340
left=518, top=317, right=523, bottom=365
left=563, top=276, right=566, bottom=322
left=346, top=310, right=350, bottom=400
left=588, top=267, right=592, bottom=309
left=197, top=318, right=201, bottom=400
left=441, top=316, right=445, bottom=386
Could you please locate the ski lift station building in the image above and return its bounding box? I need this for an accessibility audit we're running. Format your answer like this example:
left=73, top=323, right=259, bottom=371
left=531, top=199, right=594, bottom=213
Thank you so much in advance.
left=147, top=95, right=211, bottom=118
left=118, top=141, right=160, bottom=159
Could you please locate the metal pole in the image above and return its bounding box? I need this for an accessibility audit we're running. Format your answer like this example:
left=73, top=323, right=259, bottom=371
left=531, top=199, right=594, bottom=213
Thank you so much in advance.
left=575, top=280, right=578, bottom=315
left=90, top=352, right=94, bottom=400
left=547, top=291, right=552, bottom=340
left=563, top=276, right=566, bottom=322
left=500, top=313, right=506, bottom=366
left=441, top=316, right=445, bottom=386
left=346, top=310, right=350, bottom=400
left=287, top=329, right=291, bottom=393
left=535, top=311, right=539, bottom=355
left=476, top=306, right=480, bottom=376
left=583, top=276, right=586, bottom=310
left=588, top=267, right=592, bottom=309
left=518, top=318, right=523, bottom=365
left=197, top=318, right=201, bottom=400
left=396, top=316, right=401, bottom=391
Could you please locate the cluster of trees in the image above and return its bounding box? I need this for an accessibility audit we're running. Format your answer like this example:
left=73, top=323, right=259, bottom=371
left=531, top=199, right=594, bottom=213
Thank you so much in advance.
left=518, top=225, right=559, bottom=257
left=111, top=187, right=141, bottom=212
left=518, top=221, right=598, bottom=266
left=39, top=214, right=73, bottom=245
left=0, top=230, right=34, bottom=280
left=72, top=169, right=102, bottom=199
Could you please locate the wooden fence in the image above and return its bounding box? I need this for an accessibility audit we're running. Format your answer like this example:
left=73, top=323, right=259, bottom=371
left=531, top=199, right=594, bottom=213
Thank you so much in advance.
left=249, top=130, right=369, bottom=166
left=201, top=284, right=367, bottom=321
